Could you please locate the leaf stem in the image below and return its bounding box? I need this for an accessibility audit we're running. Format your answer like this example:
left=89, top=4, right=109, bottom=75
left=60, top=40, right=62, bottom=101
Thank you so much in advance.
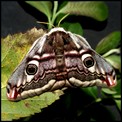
left=53, top=1, right=58, bottom=17
left=58, top=13, right=70, bottom=27
left=49, top=1, right=58, bottom=28
left=102, top=48, right=120, bottom=58
left=47, top=15, right=52, bottom=29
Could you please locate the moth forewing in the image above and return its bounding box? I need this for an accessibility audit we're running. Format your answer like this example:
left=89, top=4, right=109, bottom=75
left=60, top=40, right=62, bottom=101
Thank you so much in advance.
left=71, top=33, right=92, bottom=48
left=6, top=34, right=47, bottom=101
left=90, top=49, right=117, bottom=87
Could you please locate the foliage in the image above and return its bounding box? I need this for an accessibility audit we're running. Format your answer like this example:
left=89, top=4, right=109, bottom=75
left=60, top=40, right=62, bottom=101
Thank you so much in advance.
left=1, top=1, right=121, bottom=121
left=25, top=1, right=108, bottom=29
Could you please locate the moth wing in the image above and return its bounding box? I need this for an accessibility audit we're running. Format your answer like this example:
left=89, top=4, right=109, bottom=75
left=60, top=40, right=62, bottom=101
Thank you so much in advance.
left=6, top=35, right=47, bottom=99
left=67, top=32, right=116, bottom=87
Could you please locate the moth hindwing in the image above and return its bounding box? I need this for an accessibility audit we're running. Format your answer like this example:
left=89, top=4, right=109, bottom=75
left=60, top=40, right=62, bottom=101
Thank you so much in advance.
left=6, top=27, right=117, bottom=101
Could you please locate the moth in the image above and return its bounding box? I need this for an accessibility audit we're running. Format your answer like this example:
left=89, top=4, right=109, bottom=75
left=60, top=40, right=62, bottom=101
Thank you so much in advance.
left=6, top=27, right=117, bottom=101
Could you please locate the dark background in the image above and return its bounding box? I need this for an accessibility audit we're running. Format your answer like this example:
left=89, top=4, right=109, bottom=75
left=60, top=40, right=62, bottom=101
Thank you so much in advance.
left=1, top=1, right=121, bottom=121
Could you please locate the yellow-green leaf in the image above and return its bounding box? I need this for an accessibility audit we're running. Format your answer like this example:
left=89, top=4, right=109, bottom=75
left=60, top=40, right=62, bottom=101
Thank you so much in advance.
left=2, top=87, right=63, bottom=121
left=1, top=28, right=45, bottom=88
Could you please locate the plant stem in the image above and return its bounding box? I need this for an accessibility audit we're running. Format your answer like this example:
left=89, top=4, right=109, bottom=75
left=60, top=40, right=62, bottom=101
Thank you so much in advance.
left=47, top=16, right=51, bottom=29
left=53, top=1, right=58, bottom=17
left=49, top=1, right=58, bottom=28
left=102, top=48, right=120, bottom=58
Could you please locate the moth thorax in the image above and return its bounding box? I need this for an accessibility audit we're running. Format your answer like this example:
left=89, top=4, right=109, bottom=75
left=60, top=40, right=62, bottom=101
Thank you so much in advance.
left=56, top=55, right=66, bottom=71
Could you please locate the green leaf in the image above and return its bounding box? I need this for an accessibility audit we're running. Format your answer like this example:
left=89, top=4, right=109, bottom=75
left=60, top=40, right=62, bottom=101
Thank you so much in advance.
left=113, top=95, right=121, bottom=99
left=112, top=79, right=121, bottom=95
left=60, top=22, right=83, bottom=35
left=102, top=78, right=121, bottom=97
left=1, top=28, right=64, bottom=121
left=102, top=88, right=117, bottom=95
left=1, top=87, right=63, bottom=121
left=81, top=87, right=98, bottom=100
left=95, top=31, right=121, bottom=54
left=104, top=54, right=121, bottom=72
left=58, top=1, right=108, bottom=21
left=25, top=1, right=52, bottom=19
left=115, top=99, right=121, bottom=111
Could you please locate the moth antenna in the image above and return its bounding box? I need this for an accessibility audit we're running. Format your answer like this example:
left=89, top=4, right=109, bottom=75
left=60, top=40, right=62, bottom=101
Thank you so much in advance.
left=57, top=13, right=70, bottom=27
left=37, top=21, right=55, bottom=28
